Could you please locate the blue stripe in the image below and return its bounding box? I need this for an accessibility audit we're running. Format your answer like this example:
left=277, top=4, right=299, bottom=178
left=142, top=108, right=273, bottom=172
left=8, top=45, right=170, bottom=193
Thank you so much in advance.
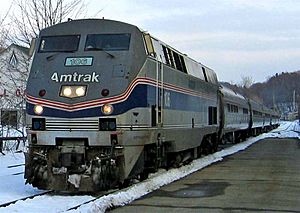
left=26, top=84, right=216, bottom=118
left=147, top=86, right=215, bottom=111
left=27, top=84, right=148, bottom=118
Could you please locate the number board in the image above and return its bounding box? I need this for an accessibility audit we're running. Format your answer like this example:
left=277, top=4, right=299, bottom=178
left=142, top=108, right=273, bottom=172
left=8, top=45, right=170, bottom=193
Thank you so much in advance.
left=65, top=57, right=93, bottom=66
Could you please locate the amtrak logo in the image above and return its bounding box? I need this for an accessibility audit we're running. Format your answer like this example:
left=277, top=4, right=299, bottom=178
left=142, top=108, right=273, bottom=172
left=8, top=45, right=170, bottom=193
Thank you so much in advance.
left=51, top=72, right=99, bottom=83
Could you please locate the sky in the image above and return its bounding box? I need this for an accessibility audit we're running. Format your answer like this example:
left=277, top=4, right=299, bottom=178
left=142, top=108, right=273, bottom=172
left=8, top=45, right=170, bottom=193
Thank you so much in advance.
left=1, top=0, right=300, bottom=83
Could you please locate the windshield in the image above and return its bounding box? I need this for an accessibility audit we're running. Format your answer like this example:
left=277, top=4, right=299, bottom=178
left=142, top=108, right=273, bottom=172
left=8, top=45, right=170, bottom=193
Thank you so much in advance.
left=39, top=35, right=80, bottom=52
left=85, top=34, right=131, bottom=51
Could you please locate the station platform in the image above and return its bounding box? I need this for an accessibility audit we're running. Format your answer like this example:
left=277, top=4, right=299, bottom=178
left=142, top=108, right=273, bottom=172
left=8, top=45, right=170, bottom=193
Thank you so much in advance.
left=111, top=138, right=300, bottom=212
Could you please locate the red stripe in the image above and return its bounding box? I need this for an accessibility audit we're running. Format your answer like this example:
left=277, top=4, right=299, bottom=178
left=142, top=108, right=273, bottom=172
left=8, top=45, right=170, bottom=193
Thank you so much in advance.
left=26, top=77, right=215, bottom=112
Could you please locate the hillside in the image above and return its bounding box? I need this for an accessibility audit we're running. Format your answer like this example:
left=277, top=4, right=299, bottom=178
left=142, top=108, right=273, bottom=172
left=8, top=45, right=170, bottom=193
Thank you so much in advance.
left=249, top=71, right=300, bottom=109
left=221, top=71, right=300, bottom=113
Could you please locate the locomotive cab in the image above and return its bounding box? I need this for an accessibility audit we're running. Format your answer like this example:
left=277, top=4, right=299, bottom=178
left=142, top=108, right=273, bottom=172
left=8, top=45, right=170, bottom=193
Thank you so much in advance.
left=25, top=19, right=148, bottom=191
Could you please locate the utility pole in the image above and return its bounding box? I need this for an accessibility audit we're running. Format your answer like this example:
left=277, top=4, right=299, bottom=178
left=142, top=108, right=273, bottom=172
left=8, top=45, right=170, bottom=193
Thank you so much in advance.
left=298, top=94, right=300, bottom=123
left=293, top=90, right=296, bottom=112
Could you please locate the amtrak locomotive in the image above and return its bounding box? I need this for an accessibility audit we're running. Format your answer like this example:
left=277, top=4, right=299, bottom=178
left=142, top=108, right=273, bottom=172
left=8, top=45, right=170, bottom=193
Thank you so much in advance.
left=25, top=19, right=279, bottom=192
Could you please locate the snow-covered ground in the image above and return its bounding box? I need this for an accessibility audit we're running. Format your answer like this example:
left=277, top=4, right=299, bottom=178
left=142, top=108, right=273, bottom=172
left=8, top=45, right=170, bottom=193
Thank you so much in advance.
left=0, top=126, right=26, bottom=153
left=0, top=121, right=299, bottom=213
left=0, top=126, right=26, bottom=138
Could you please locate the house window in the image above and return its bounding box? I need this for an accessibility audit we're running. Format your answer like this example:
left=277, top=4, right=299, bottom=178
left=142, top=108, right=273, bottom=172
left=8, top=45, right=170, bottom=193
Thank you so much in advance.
left=9, top=52, right=18, bottom=67
left=1, top=110, right=18, bottom=128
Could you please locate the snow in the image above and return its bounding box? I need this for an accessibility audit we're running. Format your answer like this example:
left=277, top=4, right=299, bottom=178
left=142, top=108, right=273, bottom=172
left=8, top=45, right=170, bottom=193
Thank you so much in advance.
left=0, top=149, right=94, bottom=213
left=0, top=126, right=26, bottom=138
left=0, top=152, right=44, bottom=206
left=0, top=194, right=94, bottom=213
left=0, top=126, right=27, bottom=153
left=68, top=174, right=82, bottom=189
left=0, top=121, right=299, bottom=212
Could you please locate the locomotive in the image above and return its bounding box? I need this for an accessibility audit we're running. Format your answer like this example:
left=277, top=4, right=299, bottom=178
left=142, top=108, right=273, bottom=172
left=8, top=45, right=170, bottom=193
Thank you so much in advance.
left=24, top=19, right=279, bottom=192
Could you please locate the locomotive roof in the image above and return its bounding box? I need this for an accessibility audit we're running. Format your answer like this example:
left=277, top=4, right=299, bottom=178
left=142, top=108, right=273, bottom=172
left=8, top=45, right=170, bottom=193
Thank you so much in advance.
left=39, top=19, right=140, bottom=36
left=39, top=18, right=218, bottom=84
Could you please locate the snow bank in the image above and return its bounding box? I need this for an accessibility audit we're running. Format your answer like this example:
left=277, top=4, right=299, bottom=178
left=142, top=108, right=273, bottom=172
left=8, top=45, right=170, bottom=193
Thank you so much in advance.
left=267, top=121, right=300, bottom=139
left=76, top=121, right=300, bottom=213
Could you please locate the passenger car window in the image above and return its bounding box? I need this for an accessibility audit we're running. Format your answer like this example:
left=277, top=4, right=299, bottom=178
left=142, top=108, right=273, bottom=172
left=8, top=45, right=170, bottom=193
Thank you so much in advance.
left=39, top=35, right=80, bottom=52
left=85, top=34, right=131, bottom=51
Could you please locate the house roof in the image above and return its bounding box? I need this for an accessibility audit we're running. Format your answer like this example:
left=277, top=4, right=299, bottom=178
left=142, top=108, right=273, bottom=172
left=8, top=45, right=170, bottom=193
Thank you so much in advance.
left=10, top=44, right=30, bottom=55
left=0, top=43, right=29, bottom=56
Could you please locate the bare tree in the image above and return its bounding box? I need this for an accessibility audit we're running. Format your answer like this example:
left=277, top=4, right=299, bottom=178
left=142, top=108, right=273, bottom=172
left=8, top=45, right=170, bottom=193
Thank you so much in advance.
left=0, top=3, right=12, bottom=48
left=9, top=0, right=88, bottom=46
left=0, top=0, right=88, bottom=144
left=239, top=75, right=255, bottom=89
left=0, top=26, right=6, bottom=49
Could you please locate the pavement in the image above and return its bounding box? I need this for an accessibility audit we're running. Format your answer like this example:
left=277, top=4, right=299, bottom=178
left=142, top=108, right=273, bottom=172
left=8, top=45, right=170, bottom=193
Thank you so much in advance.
left=111, top=138, right=300, bottom=212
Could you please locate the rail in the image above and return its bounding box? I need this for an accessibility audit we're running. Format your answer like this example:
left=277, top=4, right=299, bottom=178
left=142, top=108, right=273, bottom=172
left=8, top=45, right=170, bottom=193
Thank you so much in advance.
left=0, top=136, right=27, bottom=155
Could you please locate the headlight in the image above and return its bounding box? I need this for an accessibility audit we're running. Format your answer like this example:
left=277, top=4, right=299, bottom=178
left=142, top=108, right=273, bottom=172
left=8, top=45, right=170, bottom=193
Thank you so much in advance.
left=34, top=105, right=44, bottom=115
left=62, top=86, right=72, bottom=97
left=102, top=104, right=113, bottom=115
left=60, top=85, right=87, bottom=98
left=75, top=86, right=86, bottom=97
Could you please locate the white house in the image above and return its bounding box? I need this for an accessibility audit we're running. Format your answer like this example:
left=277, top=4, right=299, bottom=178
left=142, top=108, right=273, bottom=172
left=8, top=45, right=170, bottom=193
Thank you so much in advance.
left=0, top=44, right=29, bottom=128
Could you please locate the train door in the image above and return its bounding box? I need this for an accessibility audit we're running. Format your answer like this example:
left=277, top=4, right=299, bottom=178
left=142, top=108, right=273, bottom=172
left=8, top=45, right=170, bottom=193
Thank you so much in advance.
left=155, top=59, right=163, bottom=126
left=150, top=62, right=163, bottom=127
left=218, top=90, right=225, bottom=141
left=144, top=33, right=164, bottom=127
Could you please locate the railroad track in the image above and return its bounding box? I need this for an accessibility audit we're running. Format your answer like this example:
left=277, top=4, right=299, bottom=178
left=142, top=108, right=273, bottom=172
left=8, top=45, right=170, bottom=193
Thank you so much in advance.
left=0, top=187, right=121, bottom=212
left=0, top=164, right=24, bottom=178
left=7, top=163, right=25, bottom=168
left=11, top=172, right=24, bottom=176
left=64, top=188, right=120, bottom=212
left=6, top=163, right=25, bottom=176
left=0, top=190, right=53, bottom=208
left=280, top=122, right=300, bottom=135
left=1, top=162, right=121, bottom=211
left=0, top=171, right=24, bottom=177
left=271, top=122, right=293, bottom=134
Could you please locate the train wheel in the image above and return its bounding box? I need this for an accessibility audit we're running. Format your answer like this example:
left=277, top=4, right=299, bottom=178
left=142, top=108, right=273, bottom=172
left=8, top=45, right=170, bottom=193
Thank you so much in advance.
left=200, top=135, right=218, bottom=155
left=200, top=137, right=213, bottom=155
left=139, top=171, right=149, bottom=181
left=118, top=179, right=131, bottom=189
